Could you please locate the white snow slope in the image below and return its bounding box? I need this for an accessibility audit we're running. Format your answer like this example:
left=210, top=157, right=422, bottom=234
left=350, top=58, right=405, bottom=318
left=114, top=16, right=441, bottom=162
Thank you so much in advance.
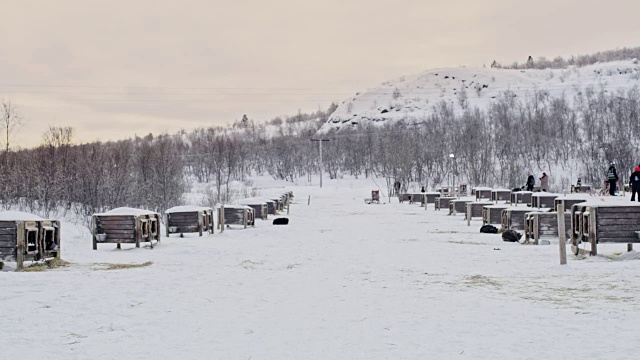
left=2, top=177, right=640, bottom=359
left=318, top=60, right=640, bottom=133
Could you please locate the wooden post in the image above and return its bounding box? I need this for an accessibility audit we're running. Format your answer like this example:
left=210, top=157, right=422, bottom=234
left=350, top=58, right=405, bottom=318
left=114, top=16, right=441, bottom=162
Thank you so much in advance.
left=135, top=218, right=141, bottom=248
left=55, top=222, right=61, bottom=259
left=307, top=195, right=310, bottom=205
left=287, top=202, right=290, bottom=215
left=221, top=205, right=225, bottom=233
left=243, top=209, right=248, bottom=229
left=589, top=207, right=597, bottom=256
left=533, top=214, right=540, bottom=245
left=558, top=202, right=567, bottom=265
left=92, top=216, right=98, bottom=250
left=165, top=214, right=170, bottom=237
left=467, top=204, right=471, bottom=226
left=117, top=243, right=121, bottom=249
left=628, top=243, right=633, bottom=252
left=154, top=216, right=160, bottom=247
left=199, top=212, right=203, bottom=237
left=16, top=221, right=24, bottom=270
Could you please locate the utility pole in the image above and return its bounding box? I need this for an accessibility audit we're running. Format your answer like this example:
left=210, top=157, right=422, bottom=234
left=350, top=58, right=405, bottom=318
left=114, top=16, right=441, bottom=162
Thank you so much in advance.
left=449, top=153, right=455, bottom=197
left=311, top=138, right=330, bottom=188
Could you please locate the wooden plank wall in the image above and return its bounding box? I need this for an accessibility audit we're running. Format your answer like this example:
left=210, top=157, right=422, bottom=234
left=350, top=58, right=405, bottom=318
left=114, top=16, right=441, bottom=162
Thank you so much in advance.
left=467, top=202, right=492, bottom=219
left=244, top=204, right=267, bottom=220
left=95, top=215, right=137, bottom=244
left=435, top=197, right=455, bottom=211
left=595, top=206, right=640, bottom=243
left=451, top=200, right=470, bottom=215
left=220, top=208, right=250, bottom=227
left=476, top=190, right=492, bottom=200
left=0, top=221, right=17, bottom=260
left=410, top=194, right=424, bottom=204
left=424, top=193, right=440, bottom=204
left=502, top=209, right=531, bottom=230
left=491, top=191, right=511, bottom=202
left=554, top=198, right=586, bottom=212
left=532, top=195, right=558, bottom=209
left=483, top=206, right=509, bottom=225
left=167, top=211, right=200, bottom=234
left=525, top=212, right=572, bottom=244
left=510, top=192, right=532, bottom=206
left=265, top=201, right=276, bottom=215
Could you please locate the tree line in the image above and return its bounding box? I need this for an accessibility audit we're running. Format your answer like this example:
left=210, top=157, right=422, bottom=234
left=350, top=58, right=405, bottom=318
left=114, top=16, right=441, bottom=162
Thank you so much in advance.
left=491, top=46, right=640, bottom=70
left=1, top=84, right=639, bottom=220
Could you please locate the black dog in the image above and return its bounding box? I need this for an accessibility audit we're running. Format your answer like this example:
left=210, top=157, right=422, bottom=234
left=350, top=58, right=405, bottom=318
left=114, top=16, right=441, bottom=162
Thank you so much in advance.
left=502, top=230, right=522, bottom=242
left=480, top=225, right=498, bottom=234
left=273, top=218, right=289, bottom=225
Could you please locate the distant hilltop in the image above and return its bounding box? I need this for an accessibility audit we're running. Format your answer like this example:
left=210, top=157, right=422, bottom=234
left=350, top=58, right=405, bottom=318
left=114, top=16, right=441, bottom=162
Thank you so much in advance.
left=317, top=53, right=640, bottom=134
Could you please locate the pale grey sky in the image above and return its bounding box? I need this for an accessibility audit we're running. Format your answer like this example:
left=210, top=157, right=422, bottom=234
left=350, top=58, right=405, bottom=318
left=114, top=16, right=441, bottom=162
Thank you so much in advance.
left=2, top=0, right=640, bottom=147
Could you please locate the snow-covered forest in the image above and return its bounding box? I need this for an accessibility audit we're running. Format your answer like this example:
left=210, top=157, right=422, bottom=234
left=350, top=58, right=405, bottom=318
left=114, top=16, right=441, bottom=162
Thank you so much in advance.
left=2, top=50, right=640, bottom=217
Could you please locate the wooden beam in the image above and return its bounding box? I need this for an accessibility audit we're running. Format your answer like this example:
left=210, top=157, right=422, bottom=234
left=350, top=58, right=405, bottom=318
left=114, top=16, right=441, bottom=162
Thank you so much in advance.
left=557, top=203, right=567, bottom=264
left=135, top=218, right=141, bottom=248
left=589, top=207, right=597, bottom=256
left=92, top=216, right=97, bottom=250
left=534, top=214, right=540, bottom=245
left=16, top=221, right=24, bottom=270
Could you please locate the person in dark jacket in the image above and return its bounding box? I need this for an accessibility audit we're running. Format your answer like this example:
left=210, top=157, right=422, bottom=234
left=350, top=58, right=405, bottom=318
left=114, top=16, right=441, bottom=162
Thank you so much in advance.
left=526, top=172, right=535, bottom=191
left=607, top=162, right=619, bottom=196
left=630, top=166, right=640, bottom=201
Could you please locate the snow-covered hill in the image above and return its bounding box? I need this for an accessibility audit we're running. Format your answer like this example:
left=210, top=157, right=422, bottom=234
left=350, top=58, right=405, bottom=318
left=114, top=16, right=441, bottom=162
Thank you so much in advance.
left=318, top=60, right=640, bottom=133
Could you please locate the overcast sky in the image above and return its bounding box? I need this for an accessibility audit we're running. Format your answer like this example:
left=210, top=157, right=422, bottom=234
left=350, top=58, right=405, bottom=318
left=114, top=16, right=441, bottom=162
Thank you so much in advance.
left=2, top=0, right=640, bottom=147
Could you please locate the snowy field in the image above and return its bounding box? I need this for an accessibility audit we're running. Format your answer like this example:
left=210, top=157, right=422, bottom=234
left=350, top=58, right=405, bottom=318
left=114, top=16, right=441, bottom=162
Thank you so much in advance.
left=2, top=178, right=640, bottom=359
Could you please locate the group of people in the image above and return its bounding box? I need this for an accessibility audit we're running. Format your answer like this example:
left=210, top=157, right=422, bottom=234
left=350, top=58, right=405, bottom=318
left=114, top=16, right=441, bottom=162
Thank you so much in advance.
left=522, top=163, right=640, bottom=201
left=525, top=172, right=548, bottom=192
left=404, top=163, right=640, bottom=201
left=574, top=162, right=640, bottom=201
left=605, top=162, right=640, bottom=201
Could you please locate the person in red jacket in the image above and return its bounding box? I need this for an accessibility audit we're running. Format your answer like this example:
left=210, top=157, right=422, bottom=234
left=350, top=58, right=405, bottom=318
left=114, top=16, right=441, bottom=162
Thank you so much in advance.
left=630, top=166, right=640, bottom=201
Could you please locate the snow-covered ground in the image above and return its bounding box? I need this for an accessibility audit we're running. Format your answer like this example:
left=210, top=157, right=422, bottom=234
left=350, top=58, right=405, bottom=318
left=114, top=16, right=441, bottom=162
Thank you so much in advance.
left=318, top=60, right=640, bottom=133
left=2, top=177, right=640, bottom=359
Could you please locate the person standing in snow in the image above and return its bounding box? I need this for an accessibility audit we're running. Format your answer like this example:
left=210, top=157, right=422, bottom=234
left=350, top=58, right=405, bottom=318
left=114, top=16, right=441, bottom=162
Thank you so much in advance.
left=607, top=162, right=619, bottom=196
left=526, top=172, right=535, bottom=191
left=539, top=172, right=549, bottom=192
left=630, top=166, right=640, bottom=201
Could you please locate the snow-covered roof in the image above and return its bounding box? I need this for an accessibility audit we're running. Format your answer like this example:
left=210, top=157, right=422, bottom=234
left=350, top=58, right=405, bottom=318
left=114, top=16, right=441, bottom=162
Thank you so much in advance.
left=484, top=204, right=511, bottom=209
left=569, top=196, right=640, bottom=208
left=492, top=188, right=511, bottom=192
left=474, top=187, right=492, bottom=191
left=554, top=194, right=590, bottom=200
left=504, top=206, right=540, bottom=212
left=217, top=204, right=252, bottom=210
left=531, top=193, right=560, bottom=197
left=95, top=207, right=157, bottom=216
left=0, top=211, right=46, bottom=221
left=238, top=198, right=268, bottom=205
left=165, top=205, right=211, bottom=214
